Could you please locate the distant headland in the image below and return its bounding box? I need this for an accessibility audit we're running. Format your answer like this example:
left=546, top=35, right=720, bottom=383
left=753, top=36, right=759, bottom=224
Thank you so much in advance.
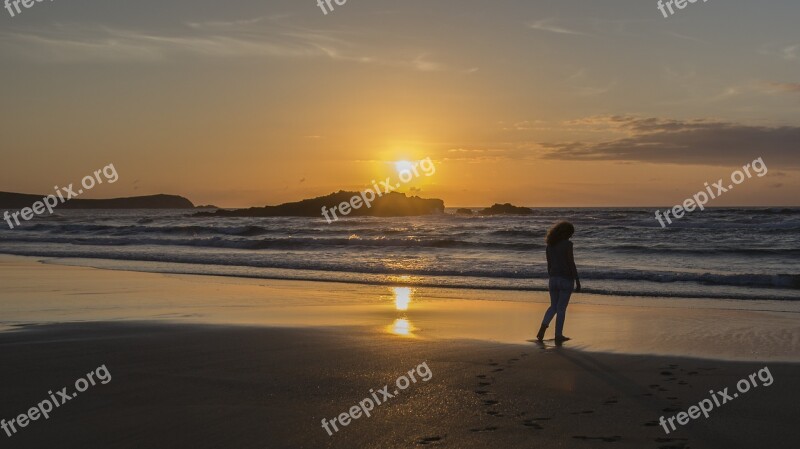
left=0, top=192, right=194, bottom=209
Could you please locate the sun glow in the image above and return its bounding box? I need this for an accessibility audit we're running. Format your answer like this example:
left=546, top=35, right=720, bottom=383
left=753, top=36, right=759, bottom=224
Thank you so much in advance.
left=395, top=160, right=414, bottom=175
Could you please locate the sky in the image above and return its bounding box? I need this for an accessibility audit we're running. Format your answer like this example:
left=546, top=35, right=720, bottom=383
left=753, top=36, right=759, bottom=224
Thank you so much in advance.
left=1, top=0, right=798, bottom=207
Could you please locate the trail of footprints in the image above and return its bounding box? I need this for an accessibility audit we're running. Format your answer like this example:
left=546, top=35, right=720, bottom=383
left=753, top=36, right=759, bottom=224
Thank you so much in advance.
left=415, top=358, right=708, bottom=446
left=469, top=354, right=621, bottom=444
left=413, top=355, right=530, bottom=445
left=471, top=355, right=529, bottom=433
left=637, top=363, right=716, bottom=449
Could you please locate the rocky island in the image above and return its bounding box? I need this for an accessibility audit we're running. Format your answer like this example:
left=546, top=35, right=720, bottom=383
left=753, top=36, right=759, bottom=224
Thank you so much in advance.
left=478, top=203, right=533, bottom=215
left=194, top=191, right=445, bottom=218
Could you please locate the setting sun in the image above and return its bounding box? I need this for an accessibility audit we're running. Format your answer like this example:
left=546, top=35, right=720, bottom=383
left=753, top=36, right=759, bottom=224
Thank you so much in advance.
left=394, top=160, right=415, bottom=175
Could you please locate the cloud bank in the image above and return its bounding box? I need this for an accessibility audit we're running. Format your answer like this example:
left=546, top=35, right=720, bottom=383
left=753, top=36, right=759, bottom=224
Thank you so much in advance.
left=541, top=116, right=800, bottom=167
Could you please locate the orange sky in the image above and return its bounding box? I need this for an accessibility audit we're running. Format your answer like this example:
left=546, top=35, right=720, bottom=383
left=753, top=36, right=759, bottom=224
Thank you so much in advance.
left=1, top=0, right=798, bottom=207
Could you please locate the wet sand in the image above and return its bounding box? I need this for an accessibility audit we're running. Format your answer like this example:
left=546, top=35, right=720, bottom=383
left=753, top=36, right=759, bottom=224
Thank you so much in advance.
left=0, top=255, right=798, bottom=448
left=1, top=322, right=798, bottom=449
left=1, top=256, right=797, bottom=361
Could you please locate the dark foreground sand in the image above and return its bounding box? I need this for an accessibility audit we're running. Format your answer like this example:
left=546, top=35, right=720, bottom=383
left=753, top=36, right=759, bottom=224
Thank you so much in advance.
left=0, top=322, right=797, bottom=449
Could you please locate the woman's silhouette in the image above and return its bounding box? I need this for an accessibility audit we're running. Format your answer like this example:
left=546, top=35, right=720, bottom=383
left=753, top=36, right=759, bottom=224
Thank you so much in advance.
left=536, top=221, right=581, bottom=343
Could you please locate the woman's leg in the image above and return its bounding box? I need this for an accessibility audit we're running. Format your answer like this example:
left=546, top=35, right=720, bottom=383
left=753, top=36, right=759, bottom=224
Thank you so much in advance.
left=554, top=278, right=574, bottom=337
left=541, top=277, right=559, bottom=327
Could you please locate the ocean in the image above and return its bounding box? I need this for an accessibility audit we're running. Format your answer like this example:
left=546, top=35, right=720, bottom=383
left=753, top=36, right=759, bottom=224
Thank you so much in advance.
left=1, top=207, right=798, bottom=301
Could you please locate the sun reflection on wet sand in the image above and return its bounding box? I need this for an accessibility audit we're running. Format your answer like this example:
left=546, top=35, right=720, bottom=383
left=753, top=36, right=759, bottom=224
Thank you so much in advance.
left=390, top=318, right=412, bottom=335
left=394, top=287, right=412, bottom=311
left=388, top=286, right=416, bottom=336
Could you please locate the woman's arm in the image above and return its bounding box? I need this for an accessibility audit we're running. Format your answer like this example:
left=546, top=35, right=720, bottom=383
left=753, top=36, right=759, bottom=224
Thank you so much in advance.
left=567, top=242, right=581, bottom=292
left=546, top=246, right=552, bottom=276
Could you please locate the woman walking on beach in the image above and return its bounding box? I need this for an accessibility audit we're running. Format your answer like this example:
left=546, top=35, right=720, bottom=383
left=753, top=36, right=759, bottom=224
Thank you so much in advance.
left=536, top=221, right=581, bottom=343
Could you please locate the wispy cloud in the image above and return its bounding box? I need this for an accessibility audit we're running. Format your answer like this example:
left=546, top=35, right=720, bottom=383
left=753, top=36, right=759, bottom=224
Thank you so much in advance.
left=184, top=17, right=269, bottom=30
left=411, top=54, right=447, bottom=72
left=781, top=44, right=799, bottom=61
left=0, top=22, right=339, bottom=63
left=766, top=82, right=800, bottom=93
left=527, top=19, right=589, bottom=36
left=559, top=67, right=614, bottom=97
left=570, top=83, right=614, bottom=97
left=444, top=147, right=517, bottom=162
left=0, top=17, right=460, bottom=72
left=759, top=43, right=800, bottom=61
left=663, top=31, right=711, bottom=45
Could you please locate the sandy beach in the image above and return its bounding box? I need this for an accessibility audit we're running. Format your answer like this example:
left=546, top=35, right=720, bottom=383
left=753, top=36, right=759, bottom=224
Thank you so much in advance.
left=0, top=255, right=798, bottom=449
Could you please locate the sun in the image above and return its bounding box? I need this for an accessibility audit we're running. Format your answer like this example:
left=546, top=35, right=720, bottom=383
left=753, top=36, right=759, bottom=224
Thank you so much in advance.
left=395, top=160, right=415, bottom=175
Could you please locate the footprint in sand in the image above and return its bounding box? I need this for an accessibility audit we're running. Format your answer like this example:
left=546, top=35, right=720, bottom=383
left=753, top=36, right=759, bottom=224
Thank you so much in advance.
left=486, top=410, right=504, bottom=417
left=489, top=362, right=499, bottom=366
left=474, top=390, right=490, bottom=395
left=416, top=436, right=443, bottom=445
left=655, top=437, right=689, bottom=449
left=478, top=381, right=491, bottom=387
left=573, top=435, right=622, bottom=443
left=570, top=410, right=595, bottom=415
left=469, top=426, right=498, bottom=433
left=483, top=399, right=499, bottom=406
left=476, top=374, right=487, bottom=379
left=492, top=368, right=504, bottom=372
left=522, top=419, right=543, bottom=429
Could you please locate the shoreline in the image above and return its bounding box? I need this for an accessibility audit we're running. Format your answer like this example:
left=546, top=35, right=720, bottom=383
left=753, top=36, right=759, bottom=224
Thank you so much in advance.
left=1, top=251, right=794, bottom=302
left=1, top=230, right=796, bottom=301
left=1, top=254, right=798, bottom=362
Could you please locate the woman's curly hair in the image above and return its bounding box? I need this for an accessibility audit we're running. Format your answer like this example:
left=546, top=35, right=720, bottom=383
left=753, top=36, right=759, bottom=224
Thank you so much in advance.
left=545, top=221, right=575, bottom=246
